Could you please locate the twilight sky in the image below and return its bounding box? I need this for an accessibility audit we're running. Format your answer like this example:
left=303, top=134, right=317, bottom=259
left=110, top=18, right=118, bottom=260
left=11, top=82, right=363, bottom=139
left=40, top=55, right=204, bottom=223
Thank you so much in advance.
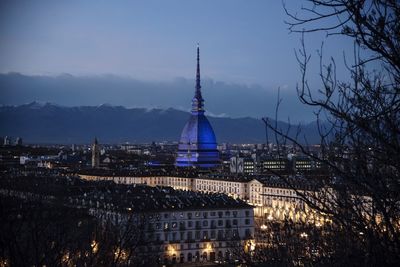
left=0, top=0, right=355, bottom=122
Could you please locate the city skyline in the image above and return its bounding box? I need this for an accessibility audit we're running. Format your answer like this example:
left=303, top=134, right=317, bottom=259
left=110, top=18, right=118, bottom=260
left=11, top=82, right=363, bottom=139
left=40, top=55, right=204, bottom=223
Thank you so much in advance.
left=1, top=1, right=398, bottom=265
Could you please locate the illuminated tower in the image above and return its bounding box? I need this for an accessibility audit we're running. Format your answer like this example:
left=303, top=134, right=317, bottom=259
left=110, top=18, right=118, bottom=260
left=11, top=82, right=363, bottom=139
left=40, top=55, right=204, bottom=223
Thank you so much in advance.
left=91, top=137, right=100, bottom=168
left=175, top=45, right=220, bottom=168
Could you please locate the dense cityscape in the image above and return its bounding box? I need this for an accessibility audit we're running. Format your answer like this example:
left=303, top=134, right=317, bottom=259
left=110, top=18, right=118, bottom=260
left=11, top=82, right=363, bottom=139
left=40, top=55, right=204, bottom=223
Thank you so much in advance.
left=0, top=46, right=333, bottom=266
left=1, top=135, right=334, bottom=266
left=1, top=1, right=399, bottom=266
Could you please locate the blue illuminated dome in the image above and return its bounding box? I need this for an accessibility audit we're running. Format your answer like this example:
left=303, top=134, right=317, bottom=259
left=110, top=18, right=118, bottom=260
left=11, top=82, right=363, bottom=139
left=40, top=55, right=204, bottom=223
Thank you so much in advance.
left=175, top=45, right=220, bottom=168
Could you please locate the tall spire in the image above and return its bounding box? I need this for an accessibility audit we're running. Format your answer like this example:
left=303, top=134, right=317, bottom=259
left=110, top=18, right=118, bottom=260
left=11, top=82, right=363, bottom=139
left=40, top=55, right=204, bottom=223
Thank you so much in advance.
left=192, top=43, right=204, bottom=114
left=176, top=43, right=220, bottom=168
left=196, top=43, right=201, bottom=94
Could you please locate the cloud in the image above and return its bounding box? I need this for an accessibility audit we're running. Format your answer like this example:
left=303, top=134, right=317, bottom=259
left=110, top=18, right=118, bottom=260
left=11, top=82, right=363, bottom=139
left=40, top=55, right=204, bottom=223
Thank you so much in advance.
left=0, top=72, right=316, bottom=122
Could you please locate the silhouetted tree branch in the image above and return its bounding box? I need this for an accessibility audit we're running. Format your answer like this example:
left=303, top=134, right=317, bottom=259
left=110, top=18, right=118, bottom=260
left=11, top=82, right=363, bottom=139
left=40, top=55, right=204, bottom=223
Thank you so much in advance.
left=263, top=0, right=400, bottom=265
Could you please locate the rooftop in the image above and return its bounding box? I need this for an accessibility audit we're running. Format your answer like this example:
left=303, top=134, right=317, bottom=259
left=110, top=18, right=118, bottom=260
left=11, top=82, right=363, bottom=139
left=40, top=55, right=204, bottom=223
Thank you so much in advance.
left=79, top=183, right=252, bottom=213
left=0, top=173, right=252, bottom=213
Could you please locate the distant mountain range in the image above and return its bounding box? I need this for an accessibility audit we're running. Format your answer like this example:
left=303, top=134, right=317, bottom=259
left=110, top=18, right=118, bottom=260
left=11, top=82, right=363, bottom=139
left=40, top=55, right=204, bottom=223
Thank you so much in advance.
left=0, top=102, right=321, bottom=144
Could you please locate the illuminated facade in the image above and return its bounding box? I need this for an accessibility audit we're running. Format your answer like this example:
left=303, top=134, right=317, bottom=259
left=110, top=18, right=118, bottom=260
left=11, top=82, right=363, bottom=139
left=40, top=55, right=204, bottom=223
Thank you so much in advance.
left=87, top=186, right=254, bottom=264
left=156, top=208, right=254, bottom=264
left=80, top=174, right=330, bottom=225
left=261, top=157, right=287, bottom=171
left=294, top=156, right=322, bottom=171
left=175, top=45, right=220, bottom=168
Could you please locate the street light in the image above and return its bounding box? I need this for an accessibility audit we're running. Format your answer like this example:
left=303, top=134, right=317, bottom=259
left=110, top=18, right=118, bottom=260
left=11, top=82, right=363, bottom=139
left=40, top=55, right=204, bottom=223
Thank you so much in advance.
left=300, top=232, right=308, bottom=239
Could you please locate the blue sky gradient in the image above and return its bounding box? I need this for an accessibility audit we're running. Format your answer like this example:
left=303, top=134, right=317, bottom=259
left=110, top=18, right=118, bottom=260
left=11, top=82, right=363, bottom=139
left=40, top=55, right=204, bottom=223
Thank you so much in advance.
left=0, top=0, right=356, bottom=122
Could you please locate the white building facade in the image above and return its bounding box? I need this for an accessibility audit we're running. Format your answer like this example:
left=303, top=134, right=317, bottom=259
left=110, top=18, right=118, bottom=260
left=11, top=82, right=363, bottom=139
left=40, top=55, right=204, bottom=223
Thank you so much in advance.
left=79, top=174, right=328, bottom=224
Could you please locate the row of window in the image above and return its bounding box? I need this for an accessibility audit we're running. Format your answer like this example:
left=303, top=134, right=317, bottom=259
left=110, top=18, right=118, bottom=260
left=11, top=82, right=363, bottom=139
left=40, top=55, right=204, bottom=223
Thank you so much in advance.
left=197, top=185, right=240, bottom=194
left=154, top=228, right=253, bottom=242
left=169, top=241, right=226, bottom=251
left=162, top=210, right=250, bottom=220
left=163, top=250, right=233, bottom=264
left=263, top=188, right=297, bottom=195
left=196, top=180, right=241, bottom=188
left=157, top=218, right=251, bottom=230
left=147, top=177, right=189, bottom=185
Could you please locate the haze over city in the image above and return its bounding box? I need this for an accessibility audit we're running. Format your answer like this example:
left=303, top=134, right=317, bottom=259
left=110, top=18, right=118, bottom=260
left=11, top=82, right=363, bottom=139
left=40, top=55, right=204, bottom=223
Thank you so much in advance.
left=1, top=1, right=398, bottom=266
left=0, top=0, right=355, bottom=122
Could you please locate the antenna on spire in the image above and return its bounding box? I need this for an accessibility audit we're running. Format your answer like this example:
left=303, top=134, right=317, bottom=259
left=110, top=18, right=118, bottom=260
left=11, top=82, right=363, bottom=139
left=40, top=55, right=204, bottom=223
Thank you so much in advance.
left=196, top=43, right=201, bottom=92
left=192, top=43, right=204, bottom=114
left=196, top=43, right=200, bottom=64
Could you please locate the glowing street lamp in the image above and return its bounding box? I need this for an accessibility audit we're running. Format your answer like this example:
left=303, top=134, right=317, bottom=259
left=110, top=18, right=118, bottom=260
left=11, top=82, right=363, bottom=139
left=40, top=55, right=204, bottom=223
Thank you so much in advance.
left=300, top=232, right=308, bottom=239
left=91, top=240, right=98, bottom=253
